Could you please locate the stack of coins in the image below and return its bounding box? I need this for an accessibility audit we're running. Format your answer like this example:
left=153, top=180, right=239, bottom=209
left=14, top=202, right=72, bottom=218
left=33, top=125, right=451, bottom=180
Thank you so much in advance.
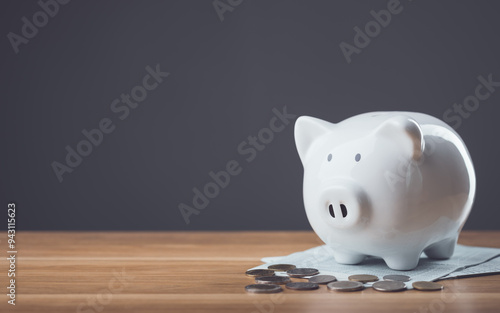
left=244, top=264, right=444, bottom=294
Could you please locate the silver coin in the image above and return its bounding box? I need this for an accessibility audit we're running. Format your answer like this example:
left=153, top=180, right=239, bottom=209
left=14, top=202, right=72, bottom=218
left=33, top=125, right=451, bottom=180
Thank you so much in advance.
left=285, top=282, right=319, bottom=290
left=245, top=284, right=283, bottom=293
left=268, top=264, right=296, bottom=272
left=372, top=281, right=407, bottom=292
left=348, top=274, right=379, bottom=283
left=255, top=276, right=291, bottom=285
left=383, top=274, right=411, bottom=282
left=327, top=281, right=364, bottom=292
left=286, top=268, right=319, bottom=277
left=412, top=281, right=444, bottom=291
left=308, top=275, right=337, bottom=284
left=245, top=269, right=275, bottom=277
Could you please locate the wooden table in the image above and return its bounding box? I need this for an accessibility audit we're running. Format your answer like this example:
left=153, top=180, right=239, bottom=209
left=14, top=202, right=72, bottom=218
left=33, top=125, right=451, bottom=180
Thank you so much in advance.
left=1, top=231, right=499, bottom=312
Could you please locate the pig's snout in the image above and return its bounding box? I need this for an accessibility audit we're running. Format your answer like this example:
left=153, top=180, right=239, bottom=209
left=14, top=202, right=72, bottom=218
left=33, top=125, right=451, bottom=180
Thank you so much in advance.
left=318, top=182, right=369, bottom=229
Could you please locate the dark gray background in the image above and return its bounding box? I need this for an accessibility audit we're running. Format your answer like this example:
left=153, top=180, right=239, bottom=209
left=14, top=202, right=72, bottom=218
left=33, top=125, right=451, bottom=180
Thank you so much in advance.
left=1, top=0, right=499, bottom=230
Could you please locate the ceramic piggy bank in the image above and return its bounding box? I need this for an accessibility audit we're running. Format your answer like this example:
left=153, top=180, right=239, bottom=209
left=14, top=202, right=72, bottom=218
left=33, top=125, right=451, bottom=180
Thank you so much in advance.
left=294, top=112, right=475, bottom=270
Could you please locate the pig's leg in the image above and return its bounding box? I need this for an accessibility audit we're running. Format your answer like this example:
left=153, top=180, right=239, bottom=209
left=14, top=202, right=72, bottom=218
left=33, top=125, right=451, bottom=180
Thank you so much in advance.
left=332, top=251, right=366, bottom=264
left=424, top=237, right=457, bottom=259
left=383, top=251, right=422, bottom=270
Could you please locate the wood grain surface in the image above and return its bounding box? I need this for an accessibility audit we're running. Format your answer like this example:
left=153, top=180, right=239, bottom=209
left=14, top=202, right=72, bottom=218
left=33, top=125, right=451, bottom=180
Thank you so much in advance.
left=1, top=231, right=499, bottom=312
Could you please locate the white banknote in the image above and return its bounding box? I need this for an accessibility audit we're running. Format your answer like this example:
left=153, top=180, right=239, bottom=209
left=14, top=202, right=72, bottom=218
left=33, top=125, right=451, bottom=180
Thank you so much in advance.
left=250, top=244, right=500, bottom=289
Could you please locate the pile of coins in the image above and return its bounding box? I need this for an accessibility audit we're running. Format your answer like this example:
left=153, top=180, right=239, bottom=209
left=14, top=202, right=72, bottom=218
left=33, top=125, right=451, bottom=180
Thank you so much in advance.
left=245, top=264, right=444, bottom=294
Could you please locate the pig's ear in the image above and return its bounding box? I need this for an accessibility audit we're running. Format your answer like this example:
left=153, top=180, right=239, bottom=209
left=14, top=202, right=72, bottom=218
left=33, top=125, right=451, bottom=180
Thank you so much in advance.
left=295, top=116, right=333, bottom=162
left=375, top=116, right=424, bottom=160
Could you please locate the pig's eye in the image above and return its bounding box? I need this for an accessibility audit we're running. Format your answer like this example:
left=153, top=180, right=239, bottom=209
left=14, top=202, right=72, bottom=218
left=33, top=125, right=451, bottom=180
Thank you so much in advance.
left=355, top=153, right=361, bottom=162
left=327, top=154, right=332, bottom=162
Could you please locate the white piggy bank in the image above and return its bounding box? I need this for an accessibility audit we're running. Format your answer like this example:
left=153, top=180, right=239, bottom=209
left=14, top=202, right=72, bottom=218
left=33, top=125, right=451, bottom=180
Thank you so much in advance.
left=294, top=112, right=475, bottom=270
